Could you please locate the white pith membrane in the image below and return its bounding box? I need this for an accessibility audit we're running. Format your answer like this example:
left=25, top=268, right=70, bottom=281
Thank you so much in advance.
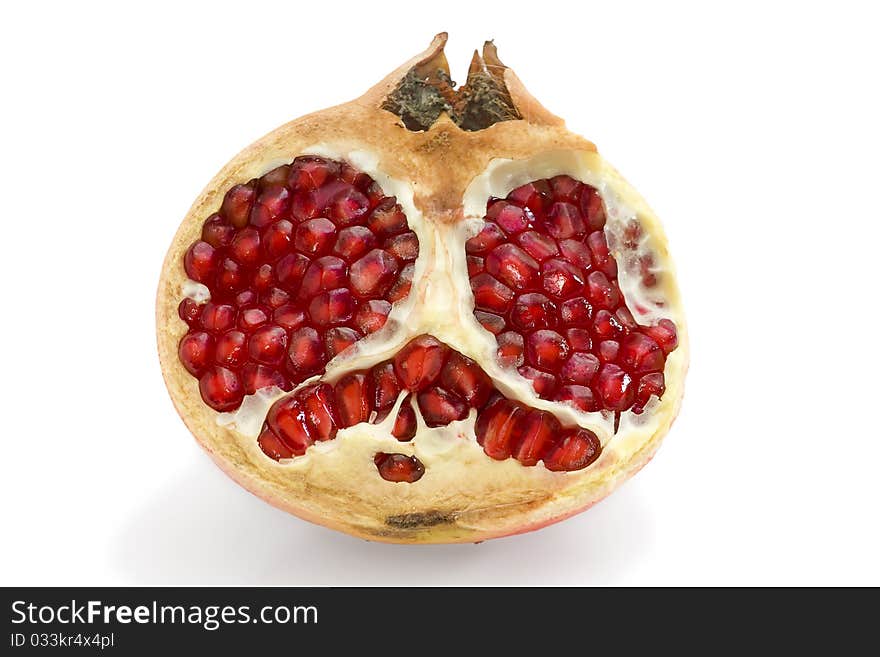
left=178, top=145, right=685, bottom=498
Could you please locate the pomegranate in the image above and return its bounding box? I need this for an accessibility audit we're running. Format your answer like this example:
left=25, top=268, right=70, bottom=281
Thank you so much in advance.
left=157, top=34, right=688, bottom=543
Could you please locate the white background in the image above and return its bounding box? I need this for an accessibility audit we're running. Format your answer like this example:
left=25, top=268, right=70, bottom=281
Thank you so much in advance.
left=2, top=1, right=878, bottom=586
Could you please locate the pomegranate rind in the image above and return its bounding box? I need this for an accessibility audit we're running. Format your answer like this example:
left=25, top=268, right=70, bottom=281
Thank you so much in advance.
left=157, top=34, right=687, bottom=543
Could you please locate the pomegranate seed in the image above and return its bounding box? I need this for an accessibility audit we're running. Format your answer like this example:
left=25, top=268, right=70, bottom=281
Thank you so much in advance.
left=615, top=307, right=637, bottom=329
left=329, top=187, right=369, bottom=225
left=594, top=363, right=635, bottom=411
left=298, top=256, right=348, bottom=299
left=392, top=401, right=418, bottom=441
left=466, top=223, right=506, bottom=254
left=198, top=366, right=243, bottom=412
left=513, top=410, right=561, bottom=466
left=549, top=174, right=582, bottom=200
left=517, top=230, right=559, bottom=261
left=545, top=202, right=586, bottom=239
left=440, top=352, right=493, bottom=408
left=350, top=249, right=399, bottom=297
left=332, top=226, right=376, bottom=261
left=294, top=217, right=336, bottom=255
left=275, top=252, right=310, bottom=292
left=558, top=239, right=593, bottom=270
left=470, top=273, right=514, bottom=313
left=287, top=326, right=325, bottom=375
left=290, top=191, right=318, bottom=221
left=266, top=397, right=313, bottom=455
left=508, top=181, right=551, bottom=216
left=273, top=304, right=306, bottom=330
left=510, top=293, right=557, bottom=331
left=517, top=366, right=558, bottom=396
left=467, top=255, right=485, bottom=276
left=555, top=385, right=598, bottom=412
left=241, top=363, right=290, bottom=395
left=487, top=201, right=529, bottom=234
left=214, top=330, right=247, bottom=368
left=593, top=309, right=624, bottom=339
left=586, top=271, right=620, bottom=309
left=216, top=258, right=244, bottom=294
left=260, top=164, right=291, bottom=187
left=486, top=243, right=539, bottom=290
left=234, top=290, right=257, bottom=307
left=221, top=183, right=256, bottom=228
left=597, top=339, right=620, bottom=362
left=541, top=258, right=585, bottom=299
left=261, top=286, right=291, bottom=309
left=619, top=333, right=664, bottom=372
left=263, top=219, right=294, bottom=258
left=250, top=185, right=291, bottom=227
left=384, top=231, right=419, bottom=261
left=394, top=335, right=447, bottom=391
left=324, top=326, right=362, bottom=358
left=561, top=352, right=600, bottom=385
left=178, top=331, right=213, bottom=376
left=237, top=305, right=269, bottom=330
left=375, top=453, right=424, bottom=483
left=474, top=310, right=505, bottom=335
left=353, top=299, right=391, bottom=334
left=579, top=187, right=606, bottom=231
left=334, top=372, right=371, bottom=427
left=496, top=331, right=525, bottom=367
left=230, top=227, right=261, bottom=266
left=296, top=383, right=339, bottom=441
left=634, top=372, right=665, bottom=412
left=289, top=156, right=338, bottom=191
left=371, top=361, right=401, bottom=410
left=184, top=241, right=216, bottom=283
left=257, top=427, right=294, bottom=460
left=387, top=263, right=414, bottom=302
left=248, top=325, right=288, bottom=365
left=201, top=214, right=234, bottom=247
left=565, top=327, right=592, bottom=351
left=544, top=429, right=601, bottom=471
left=587, top=230, right=609, bottom=264
left=178, top=298, right=202, bottom=327
left=252, top=263, right=275, bottom=292
left=367, top=200, right=407, bottom=236
left=418, top=388, right=469, bottom=426
left=199, top=302, right=235, bottom=332
left=476, top=399, right=525, bottom=460
left=308, top=288, right=354, bottom=326
left=526, top=330, right=570, bottom=369
left=643, top=319, right=678, bottom=354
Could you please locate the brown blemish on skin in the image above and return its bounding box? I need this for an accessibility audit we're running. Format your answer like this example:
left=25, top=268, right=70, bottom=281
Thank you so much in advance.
left=385, top=510, right=456, bottom=529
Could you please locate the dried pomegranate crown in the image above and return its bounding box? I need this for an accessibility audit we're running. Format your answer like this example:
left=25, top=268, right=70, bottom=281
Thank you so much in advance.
left=157, top=34, right=688, bottom=543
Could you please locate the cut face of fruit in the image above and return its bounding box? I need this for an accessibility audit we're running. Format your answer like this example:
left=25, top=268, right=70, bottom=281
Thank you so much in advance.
left=158, top=34, right=688, bottom=544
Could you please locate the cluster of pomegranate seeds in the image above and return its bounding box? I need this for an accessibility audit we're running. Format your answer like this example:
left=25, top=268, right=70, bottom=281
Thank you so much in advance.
left=257, top=335, right=602, bottom=478
left=177, top=156, right=419, bottom=412
left=467, top=176, right=678, bottom=414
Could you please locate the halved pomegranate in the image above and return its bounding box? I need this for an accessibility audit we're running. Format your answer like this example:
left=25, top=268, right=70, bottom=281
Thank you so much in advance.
left=157, top=34, right=688, bottom=543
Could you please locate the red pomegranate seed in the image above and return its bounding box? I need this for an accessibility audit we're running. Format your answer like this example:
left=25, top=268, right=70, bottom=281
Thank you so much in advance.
left=394, top=335, right=447, bottom=391
left=350, top=249, right=399, bottom=297
left=466, top=223, right=507, bottom=254
left=324, top=326, right=361, bottom=358
left=392, top=402, right=418, bottom=441
left=252, top=264, right=275, bottom=292
left=295, top=217, right=336, bottom=256
left=594, top=363, right=635, bottom=411
left=287, top=326, right=325, bottom=375
left=237, top=305, right=269, bottom=330
left=549, top=174, right=582, bottom=200
left=261, top=287, right=291, bottom=309
left=230, top=227, right=261, bottom=266
left=263, top=219, right=294, bottom=258
left=565, top=327, right=592, bottom=351
left=266, top=397, right=313, bottom=455
left=586, top=271, right=620, bottom=309
left=371, top=361, right=401, bottom=410
left=178, top=331, right=213, bottom=376
left=178, top=298, right=202, bottom=327
left=558, top=239, right=593, bottom=270
left=526, top=330, right=570, bottom=369
left=353, top=299, right=391, bottom=334
left=216, top=258, right=243, bottom=294
left=290, top=191, right=318, bottom=222
left=615, top=306, right=637, bottom=329
left=517, top=230, right=559, bottom=261
left=593, top=309, right=624, bottom=339
left=308, top=288, right=354, bottom=326
left=543, top=429, right=601, bottom=471
left=332, top=226, right=377, bottom=261
left=289, top=156, right=338, bottom=191
left=384, top=231, right=419, bottom=261
left=513, top=410, right=561, bottom=466
left=299, top=256, right=348, bottom=299
left=387, top=263, right=414, bottom=302
left=201, top=214, right=234, bottom=247
left=275, top=252, right=310, bottom=291
left=579, top=187, right=606, bottom=231
left=241, top=363, right=290, bottom=395
left=510, top=293, right=557, bottom=331
left=597, top=339, right=620, bottom=362
left=257, top=427, right=294, bottom=460
left=184, top=241, right=216, bottom=283
left=561, top=352, right=600, bottom=385
left=248, top=324, right=288, bottom=365
left=619, top=333, right=664, bottom=372
left=199, top=302, right=235, bottom=332
left=334, top=372, right=371, bottom=427
left=467, top=255, right=485, bottom=277
left=541, top=258, right=585, bottom=299
left=486, top=243, right=539, bottom=290
left=296, top=383, right=339, bottom=441
left=367, top=200, right=407, bottom=236
left=508, top=180, right=551, bottom=216
left=418, top=388, right=469, bottom=426
left=496, top=331, right=525, bottom=367
left=251, top=185, right=291, bottom=228
left=555, top=385, right=598, bottom=413
left=329, top=187, right=369, bottom=225
left=643, top=319, right=678, bottom=354
left=470, top=273, right=514, bottom=313
left=517, top=366, right=558, bottom=396
left=545, top=202, right=586, bottom=239
left=440, top=352, right=493, bottom=408
left=374, top=453, right=424, bottom=483
left=220, top=183, right=256, bottom=228
left=586, top=230, right=609, bottom=264
left=273, top=304, right=306, bottom=330
left=474, top=310, right=505, bottom=335
left=234, top=290, right=257, bottom=307
left=634, top=372, right=666, bottom=412
left=214, top=330, right=247, bottom=368
left=487, top=201, right=529, bottom=234
left=198, top=366, right=243, bottom=411
left=261, top=164, right=290, bottom=187
left=476, top=399, right=525, bottom=460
